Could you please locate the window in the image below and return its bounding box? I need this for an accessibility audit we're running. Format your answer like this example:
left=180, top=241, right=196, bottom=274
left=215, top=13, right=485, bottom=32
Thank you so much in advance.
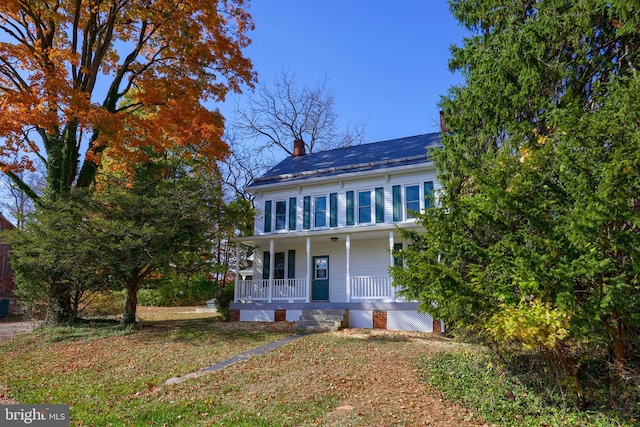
left=264, top=200, right=272, bottom=232
left=303, top=196, right=311, bottom=229
left=315, top=196, right=327, bottom=227
left=329, top=193, right=338, bottom=227
left=346, top=191, right=355, bottom=225
left=393, top=243, right=403, bottom=266
left=263, top=251, right=293, bottom=280
left=375, top=187, right=384, bottom=223
left=288, top=197, right=297, bottom=230
left=392, top=185, right=402, bottom=221
left=358, top=190, right=371, bottom=223
left=275, top=201, right=286, bottom=230
left=274, top=252, right=285, bottom=279
left=405, top=185, right=420, bottom=218
left=424, top=181, right=434, bottom=209
left=315, top=257, right=328, bottom=279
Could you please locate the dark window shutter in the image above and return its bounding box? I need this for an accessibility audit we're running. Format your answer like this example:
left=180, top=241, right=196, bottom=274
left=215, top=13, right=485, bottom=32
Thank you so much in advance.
left=392, top=186, right=401, bottom=221
left=288, top=197, right=297, bottom=230
left=264, top=200, right=272, bottom=232
left=288, top=250, right=296, bottom=278
left=329, top=193, right=338, bottom=227
left=375, top=187, right=384, bottom=223
left=424, top=181, right=434, bottom=209
left=263, top=252, right=270, bottom=279
left=346, top=191, right=354, bottom=226
left=303, top=196, right=311, bottom=229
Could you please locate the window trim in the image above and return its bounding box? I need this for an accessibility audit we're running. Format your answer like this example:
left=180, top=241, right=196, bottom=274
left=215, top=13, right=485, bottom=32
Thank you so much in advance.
left=314, top=194, right=328, bottom=228
left=405, top=184, right=421, bottom=219
left=358, top=189, right=372, bottom=224
left=274, top=200, right=287, bottom=231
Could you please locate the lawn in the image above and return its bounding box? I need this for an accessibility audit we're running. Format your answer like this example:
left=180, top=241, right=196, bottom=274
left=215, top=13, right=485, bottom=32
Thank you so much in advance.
left=1, top=307, right=633, bottom=426
left=0, top=307, right=476, bottom=426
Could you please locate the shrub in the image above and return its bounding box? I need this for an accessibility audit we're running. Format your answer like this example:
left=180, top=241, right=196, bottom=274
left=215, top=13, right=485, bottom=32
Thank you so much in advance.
left=213, top=283, right=234, bottom=321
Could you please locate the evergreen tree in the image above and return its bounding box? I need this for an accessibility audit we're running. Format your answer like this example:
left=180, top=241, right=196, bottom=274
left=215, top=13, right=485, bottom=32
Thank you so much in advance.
left=392, top=0, right=640, bottom=397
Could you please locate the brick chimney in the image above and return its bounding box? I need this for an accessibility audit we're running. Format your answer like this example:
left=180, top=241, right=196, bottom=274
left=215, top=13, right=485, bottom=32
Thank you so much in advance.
left=439, top=111, right=449, bottom=133
left=293, top=138, right=306, bottom=157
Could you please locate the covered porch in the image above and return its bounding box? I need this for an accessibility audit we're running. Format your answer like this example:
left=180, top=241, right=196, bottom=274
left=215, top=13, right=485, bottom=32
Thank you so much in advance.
left=233, top=225, right=419, bottom=304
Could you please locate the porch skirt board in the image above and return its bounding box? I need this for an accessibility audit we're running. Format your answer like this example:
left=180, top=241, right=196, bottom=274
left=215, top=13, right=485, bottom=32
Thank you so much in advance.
left=231, top=304, right=442, bottom=333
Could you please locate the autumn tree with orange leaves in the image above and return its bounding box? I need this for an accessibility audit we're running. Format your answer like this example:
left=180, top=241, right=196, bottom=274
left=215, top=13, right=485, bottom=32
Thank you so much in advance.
left=0, top=0, right=256, bottom=198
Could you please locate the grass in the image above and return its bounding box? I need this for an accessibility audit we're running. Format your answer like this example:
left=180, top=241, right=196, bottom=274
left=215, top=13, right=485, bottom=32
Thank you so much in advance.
left=1, top=308, right=470, bottom=426
left=417, top=348, right=637, bottom=427
left=1, top=307, right=635, bottom=426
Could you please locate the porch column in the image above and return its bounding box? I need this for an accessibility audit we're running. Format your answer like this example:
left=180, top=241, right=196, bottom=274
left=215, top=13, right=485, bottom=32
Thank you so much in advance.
left=346, top=234, right=351, bottom=302
left=234, top=243, right=240, bottom=302
left=305, top=237, right=311, bottom=302
left=389, top=231, right=396, bottom=302
left=268, top=239, right=274, bottom=303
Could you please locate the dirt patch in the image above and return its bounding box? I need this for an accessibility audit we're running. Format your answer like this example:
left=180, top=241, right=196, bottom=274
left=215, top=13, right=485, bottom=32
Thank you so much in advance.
left=0, top=319, right=41, bottom=343
left=319, top=329, right=482, bottom=426
left=0, top=321, right=41, bottom=405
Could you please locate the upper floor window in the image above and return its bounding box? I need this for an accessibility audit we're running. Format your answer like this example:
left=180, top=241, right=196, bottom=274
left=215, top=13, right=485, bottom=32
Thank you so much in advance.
left=358, top=190, right=371, bottom=223
left=314, top=195, right=327, bottom=228
left=405, top=185, right=420, bottom=218
left=275, top=200, right=287, bottom=230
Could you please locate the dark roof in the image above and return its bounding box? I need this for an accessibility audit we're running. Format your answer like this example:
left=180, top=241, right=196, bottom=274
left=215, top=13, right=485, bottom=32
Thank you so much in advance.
left=248, top=132, right=441, bottom=188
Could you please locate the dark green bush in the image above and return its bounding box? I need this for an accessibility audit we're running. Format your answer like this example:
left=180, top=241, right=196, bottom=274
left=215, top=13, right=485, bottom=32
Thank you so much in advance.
left=213, top=283, right=234, bottom=321
left=137, top=274, right=217, bottom=307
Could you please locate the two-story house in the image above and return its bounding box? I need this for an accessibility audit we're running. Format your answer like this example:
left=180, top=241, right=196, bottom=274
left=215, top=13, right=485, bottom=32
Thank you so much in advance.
left=231, top=132, right=442, bottom=332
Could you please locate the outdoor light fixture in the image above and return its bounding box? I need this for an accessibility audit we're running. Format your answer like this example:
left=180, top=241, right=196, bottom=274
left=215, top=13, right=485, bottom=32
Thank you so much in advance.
left=330, top=237, right=339, bottom=242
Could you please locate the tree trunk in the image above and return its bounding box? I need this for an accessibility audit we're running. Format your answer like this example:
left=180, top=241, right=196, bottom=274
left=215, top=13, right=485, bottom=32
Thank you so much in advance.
left=604, top=315, right=626, bottom=375
left=122, top=284, right=139, bottom=325
left=46, top=281, right=74, bottom=325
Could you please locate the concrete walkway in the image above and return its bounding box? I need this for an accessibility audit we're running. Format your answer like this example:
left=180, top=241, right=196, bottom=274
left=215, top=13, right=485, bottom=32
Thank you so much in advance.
left=165, top=333, right=307, bottom=385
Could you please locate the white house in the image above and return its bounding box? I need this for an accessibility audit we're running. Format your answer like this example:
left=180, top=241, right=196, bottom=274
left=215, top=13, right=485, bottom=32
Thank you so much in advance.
left=232, top=132, right=443, bottom=332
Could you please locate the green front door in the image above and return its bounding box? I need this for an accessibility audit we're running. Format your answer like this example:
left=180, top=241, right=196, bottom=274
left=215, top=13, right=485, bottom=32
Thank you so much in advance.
left=312, top=255, right=329, bottom=301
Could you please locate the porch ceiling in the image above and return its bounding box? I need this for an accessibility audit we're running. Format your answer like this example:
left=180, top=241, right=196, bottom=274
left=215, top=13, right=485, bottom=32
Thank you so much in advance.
left=234, top=222, right=424, bottom=247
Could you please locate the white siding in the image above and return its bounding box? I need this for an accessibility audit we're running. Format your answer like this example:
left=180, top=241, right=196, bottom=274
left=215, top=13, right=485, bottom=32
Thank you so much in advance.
left=240, top=310, right=274, bottom=322
left=286, top=310, right=302, bottom=322
left=388, top=311, right=433, bottom=332
left=348, top=239, right=391, bottom=277
left=252, top=165, right=439, bottom=236
left=349, top=310, right=373, bottom=328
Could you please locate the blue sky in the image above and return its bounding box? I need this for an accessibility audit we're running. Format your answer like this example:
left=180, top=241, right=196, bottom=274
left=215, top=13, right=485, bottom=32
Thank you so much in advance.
left=221, top=1, right=469, bottom=144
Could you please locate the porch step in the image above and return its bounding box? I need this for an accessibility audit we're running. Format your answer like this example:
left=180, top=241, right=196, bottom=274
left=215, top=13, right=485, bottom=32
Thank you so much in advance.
left=296, top=309, right=346, bottom=332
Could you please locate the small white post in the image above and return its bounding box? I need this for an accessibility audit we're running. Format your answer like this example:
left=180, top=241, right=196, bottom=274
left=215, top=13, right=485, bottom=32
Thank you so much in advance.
left=268, top=239, right=274, bottom=303
left=389, top=231, right=396, bottom=302
left=346, top=234, right=351, bottom=302
left=305, top=237, right=311, bottom=302
left=234, top=243, right=240, bottom=302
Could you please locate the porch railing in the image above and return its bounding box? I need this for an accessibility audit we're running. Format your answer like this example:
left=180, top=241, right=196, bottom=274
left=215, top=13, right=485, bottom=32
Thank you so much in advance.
left=237, top=276, right=402, bottom=302
left=236, top=278, right=308, bottom=301
left=350, top=276, right=393, bottom=300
